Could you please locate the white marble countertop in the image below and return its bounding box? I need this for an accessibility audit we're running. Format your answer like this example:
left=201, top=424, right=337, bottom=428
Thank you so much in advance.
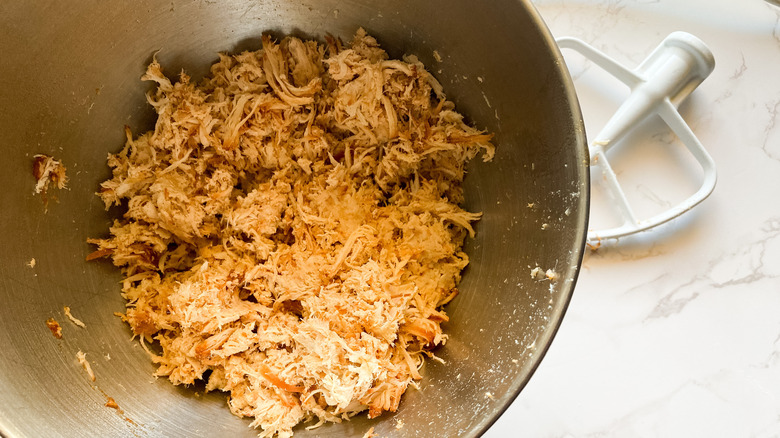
left=487, top=0, right=780, bottom=436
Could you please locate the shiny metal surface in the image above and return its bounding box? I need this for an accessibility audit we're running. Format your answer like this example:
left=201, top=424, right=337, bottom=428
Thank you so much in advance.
left=0, top=1, right=588, bottom=437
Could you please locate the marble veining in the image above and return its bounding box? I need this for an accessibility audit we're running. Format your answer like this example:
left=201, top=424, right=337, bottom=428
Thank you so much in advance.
left=486, top=1, right=780, bottom=437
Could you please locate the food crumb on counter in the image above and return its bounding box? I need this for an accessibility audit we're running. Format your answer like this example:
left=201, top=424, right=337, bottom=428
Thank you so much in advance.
left=587, top=238, right=602, bottom=252
left=45, top=318, right=62, bottom=339
left=27, top=258, right=36, bottom=268
left=64, top=306, right=86, bottom=328
left=432, top=49, right=443, bottom=62
left=362, top=426, right=376, bottom=438
left=76, top=350, right=96, bottom=382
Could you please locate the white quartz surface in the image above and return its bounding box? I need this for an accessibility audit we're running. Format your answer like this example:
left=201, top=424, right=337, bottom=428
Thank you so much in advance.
left=487, top=1, right=780, bottom=436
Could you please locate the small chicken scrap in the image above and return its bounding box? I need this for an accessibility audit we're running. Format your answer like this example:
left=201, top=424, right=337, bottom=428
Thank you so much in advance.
left=88, top=29, right=494, bottom=437
left=32, top=154, right=67, bottom=209
left=45, top=317, right=63, bottom=339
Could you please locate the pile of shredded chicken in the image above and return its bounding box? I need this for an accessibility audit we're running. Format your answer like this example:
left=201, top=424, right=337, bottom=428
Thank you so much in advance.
left=88, top=29, right=494, bottom=437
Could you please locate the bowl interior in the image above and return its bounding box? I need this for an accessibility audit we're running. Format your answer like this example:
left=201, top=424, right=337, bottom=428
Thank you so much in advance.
left=0, top=1, right=588, bottom=436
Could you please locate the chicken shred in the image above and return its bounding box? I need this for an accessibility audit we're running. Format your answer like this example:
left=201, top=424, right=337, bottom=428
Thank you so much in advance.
left=46, top=317, right=63, bottom=339
left=32, top=154, right=67, bottom=210
left=64, top=306, right=87, bottom=328
left=77, top=350, right=96, bottom=382
left=88, top=28, right=493, bottom=437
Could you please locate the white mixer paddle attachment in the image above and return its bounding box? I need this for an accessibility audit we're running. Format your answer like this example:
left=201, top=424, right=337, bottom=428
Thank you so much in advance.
left=557, top=32, right=717, bottom=241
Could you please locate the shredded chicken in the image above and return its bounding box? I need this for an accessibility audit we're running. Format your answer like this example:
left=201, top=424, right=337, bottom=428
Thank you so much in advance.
left=64, top=306, right=87, bottom=328
left=32, top=154, right=67, bottom=209
left=46, top=317, right=63, bottom=339
left=105, top=397, right=120, bottom=409
left=88, top=29, right=493, bottom=437
left=77, top=350, right=96, bottom=382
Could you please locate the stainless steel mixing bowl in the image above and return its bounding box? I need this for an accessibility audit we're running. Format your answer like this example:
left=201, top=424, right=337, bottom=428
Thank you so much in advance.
left=0, top=1, right=588, bottom=436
